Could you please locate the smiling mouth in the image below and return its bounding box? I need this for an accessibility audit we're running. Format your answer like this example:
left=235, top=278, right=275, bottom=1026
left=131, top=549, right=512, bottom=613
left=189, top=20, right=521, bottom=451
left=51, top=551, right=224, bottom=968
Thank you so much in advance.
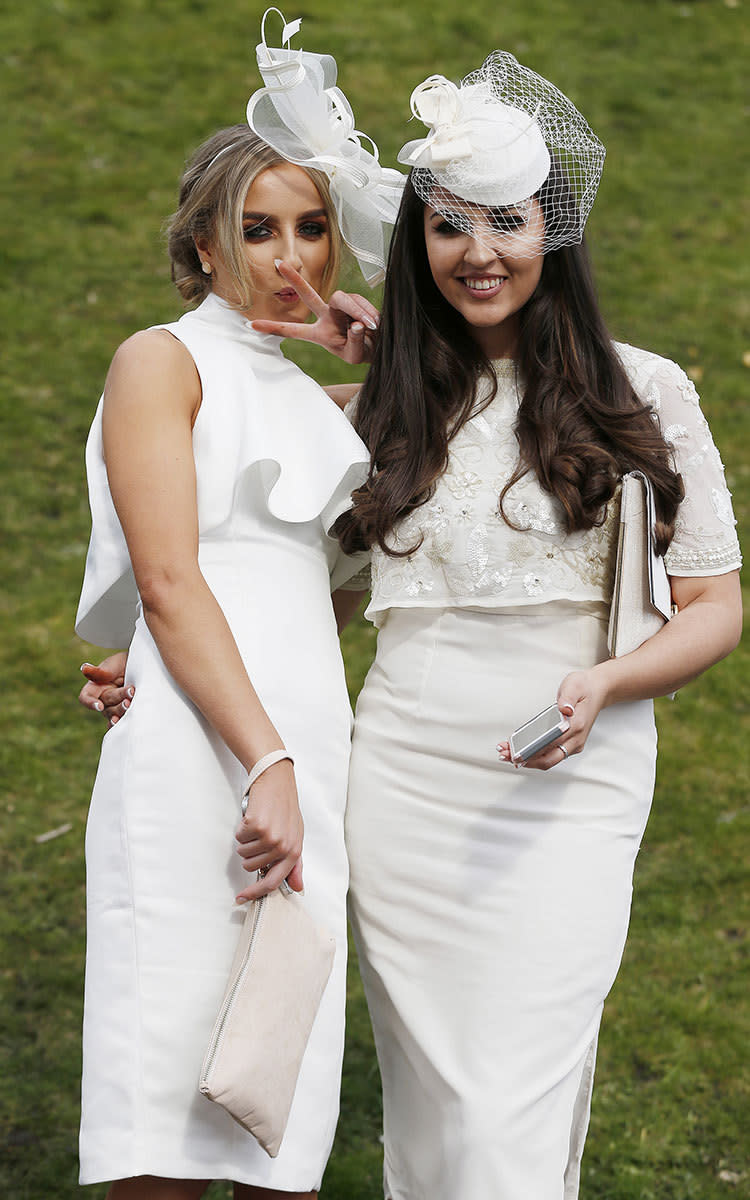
left=460, top=276, right=507, bottom=294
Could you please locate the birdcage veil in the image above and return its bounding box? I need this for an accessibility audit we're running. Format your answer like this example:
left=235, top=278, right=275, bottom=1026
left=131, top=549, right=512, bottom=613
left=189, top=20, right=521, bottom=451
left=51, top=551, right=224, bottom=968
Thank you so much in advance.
left=398, top=51, right=605, bottom=257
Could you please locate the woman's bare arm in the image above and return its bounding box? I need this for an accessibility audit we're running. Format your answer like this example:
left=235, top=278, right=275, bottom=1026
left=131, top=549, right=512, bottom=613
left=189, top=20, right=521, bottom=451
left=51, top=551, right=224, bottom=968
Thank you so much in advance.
left=593, top=571, right=742, bottom=704
left=331, top=588, right=367, bottom=632
left=102, top=330, right=303, bottom=896
left=499, top=571, right=742, bottom=769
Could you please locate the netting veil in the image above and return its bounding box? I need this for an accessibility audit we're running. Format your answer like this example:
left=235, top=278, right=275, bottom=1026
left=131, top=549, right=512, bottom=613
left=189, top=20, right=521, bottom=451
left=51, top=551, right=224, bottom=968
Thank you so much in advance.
left=247, top=9, right=405, bottom=284
left=399, top=52, right=606, bottom=257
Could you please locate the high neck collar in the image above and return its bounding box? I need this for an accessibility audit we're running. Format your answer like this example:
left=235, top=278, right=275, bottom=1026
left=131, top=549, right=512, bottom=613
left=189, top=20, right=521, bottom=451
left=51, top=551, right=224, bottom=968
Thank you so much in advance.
left=191, top=292, right=284, bottom=353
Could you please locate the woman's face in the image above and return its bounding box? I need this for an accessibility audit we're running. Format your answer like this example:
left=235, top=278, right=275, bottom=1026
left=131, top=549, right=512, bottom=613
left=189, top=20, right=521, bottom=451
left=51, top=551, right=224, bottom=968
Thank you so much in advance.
left=199, top=162, right=331, bottom=321
left=423, top=197, right=544, bottom=358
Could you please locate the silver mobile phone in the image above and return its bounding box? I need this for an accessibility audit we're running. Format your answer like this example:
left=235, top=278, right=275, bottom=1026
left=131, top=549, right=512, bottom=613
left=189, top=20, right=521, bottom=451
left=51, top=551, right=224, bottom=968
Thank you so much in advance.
left=509, top=703, right=570, bottom=763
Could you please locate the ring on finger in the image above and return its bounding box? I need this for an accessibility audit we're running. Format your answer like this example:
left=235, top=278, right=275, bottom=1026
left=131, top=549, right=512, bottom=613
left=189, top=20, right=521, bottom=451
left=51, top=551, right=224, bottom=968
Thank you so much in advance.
left=557, top=743, right=569, bottom=761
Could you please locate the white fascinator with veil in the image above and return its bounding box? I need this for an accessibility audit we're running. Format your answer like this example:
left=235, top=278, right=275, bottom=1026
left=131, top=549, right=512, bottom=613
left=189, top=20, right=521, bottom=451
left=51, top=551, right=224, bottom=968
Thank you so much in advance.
left=399, top=52, right=606, bottom=257
left=247, top=8, right=405, bottom=284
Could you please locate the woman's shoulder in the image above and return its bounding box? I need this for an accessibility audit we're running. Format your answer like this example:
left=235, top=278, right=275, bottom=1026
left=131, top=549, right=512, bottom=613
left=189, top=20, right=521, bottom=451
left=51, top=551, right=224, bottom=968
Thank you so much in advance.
left=613, top=341, right=704, bottom=424
left=110, top=326, right=191, bottom=369
left=105, top=328, right=200, bottom=413
left=614, top=341, right=692, bottom=391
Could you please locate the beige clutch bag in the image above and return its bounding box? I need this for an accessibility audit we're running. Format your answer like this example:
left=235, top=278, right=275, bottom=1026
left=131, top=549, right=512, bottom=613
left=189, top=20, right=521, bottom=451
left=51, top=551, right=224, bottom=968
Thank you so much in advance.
left=607, top=470, right=673, bottom=658
left=199, top=881, right=336, bottom=1157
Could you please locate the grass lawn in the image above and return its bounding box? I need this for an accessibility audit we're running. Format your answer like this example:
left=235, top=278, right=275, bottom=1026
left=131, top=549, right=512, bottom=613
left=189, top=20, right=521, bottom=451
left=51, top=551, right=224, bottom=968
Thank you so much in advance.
left=1, top=1, right=747, bottom=1196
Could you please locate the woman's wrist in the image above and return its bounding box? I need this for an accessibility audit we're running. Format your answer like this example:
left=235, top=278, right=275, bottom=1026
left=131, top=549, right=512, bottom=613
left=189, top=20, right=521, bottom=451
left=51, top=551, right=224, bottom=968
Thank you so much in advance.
left=582, top=659, right=620, bottom=713
left=241, top=749, right=295, bottom=814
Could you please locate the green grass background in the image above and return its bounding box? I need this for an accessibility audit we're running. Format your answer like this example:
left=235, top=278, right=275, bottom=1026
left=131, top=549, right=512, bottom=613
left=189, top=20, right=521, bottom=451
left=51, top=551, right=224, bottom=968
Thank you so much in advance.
left=1, top=0, right=748, bottom=1196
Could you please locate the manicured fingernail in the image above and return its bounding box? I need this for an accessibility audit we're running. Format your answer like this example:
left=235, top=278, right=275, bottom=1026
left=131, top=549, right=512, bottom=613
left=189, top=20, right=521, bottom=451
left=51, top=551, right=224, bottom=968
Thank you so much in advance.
left=110, top=715, right=118, bottom=725
left=122, top=699, right=130, bottom=710
left=80, top=663, right=93, bottom=672
left=365, top=318, right=378, bottom=331
left=274, top=258, right=283, bottom=268
left=94, top=701, right=103, bottom=711
left=127, top=687, right=134, bottom=698
left=235, top=896, right=247, bottom=905
left=351, top=322, right=364, bottom=333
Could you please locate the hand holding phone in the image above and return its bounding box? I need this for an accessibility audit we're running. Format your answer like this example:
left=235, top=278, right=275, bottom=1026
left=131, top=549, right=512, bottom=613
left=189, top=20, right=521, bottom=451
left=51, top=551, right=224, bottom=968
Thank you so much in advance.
left=508, top=703, right=571, bottom=764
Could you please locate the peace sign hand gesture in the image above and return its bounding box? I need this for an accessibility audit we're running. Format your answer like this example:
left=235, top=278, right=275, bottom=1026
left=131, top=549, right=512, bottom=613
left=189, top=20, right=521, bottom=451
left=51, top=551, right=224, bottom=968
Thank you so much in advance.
left=251, top=260, right=380, bottom=365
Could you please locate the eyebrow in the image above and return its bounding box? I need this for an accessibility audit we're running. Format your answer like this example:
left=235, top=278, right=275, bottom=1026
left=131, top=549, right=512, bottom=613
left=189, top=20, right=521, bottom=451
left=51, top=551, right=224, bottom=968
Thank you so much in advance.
left=429, top=206, right=526, bottom=225
left=242, top=208, right=328, bottom=222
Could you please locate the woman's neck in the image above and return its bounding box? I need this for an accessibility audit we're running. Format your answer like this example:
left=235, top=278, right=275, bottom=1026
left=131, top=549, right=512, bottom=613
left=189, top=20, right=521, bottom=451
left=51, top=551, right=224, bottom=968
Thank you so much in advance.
left=467, top=314, right=519, bottom=360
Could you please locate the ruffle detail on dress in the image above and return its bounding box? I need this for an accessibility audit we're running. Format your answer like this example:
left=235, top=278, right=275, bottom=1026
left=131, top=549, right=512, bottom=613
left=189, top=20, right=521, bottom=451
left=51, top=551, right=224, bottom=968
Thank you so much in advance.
left=180, top=295, right=371, bottom=533
left=76, top=295, right=370, bottom=647
left=75, top=400, right=140, bottom=647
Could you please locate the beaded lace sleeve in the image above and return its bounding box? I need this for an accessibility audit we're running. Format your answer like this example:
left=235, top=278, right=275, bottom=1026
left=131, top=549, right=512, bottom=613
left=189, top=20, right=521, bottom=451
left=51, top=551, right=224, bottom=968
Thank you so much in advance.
left=618, top=345, right=742, bottom=577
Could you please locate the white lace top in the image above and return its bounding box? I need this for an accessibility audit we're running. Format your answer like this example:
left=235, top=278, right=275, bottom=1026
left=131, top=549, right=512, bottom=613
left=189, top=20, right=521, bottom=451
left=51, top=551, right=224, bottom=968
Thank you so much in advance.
left=358, top=343, right=741, bottom=627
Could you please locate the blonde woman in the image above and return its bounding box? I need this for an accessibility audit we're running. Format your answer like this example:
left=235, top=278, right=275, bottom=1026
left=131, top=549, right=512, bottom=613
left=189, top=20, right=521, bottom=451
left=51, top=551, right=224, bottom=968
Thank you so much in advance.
left=75, top=120, right=382, bottom=1199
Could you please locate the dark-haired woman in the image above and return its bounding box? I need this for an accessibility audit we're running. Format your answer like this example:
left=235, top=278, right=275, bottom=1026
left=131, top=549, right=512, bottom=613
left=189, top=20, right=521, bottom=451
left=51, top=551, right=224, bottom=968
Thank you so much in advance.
left=329, top=64, right=742, bottom=1198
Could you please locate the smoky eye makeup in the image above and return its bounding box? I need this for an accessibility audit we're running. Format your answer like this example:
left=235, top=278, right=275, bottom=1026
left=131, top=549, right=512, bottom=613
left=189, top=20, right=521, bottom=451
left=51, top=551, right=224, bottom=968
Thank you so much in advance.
left=242, top=215, right=272, bottom=240
left=241, top=209, right=329, bottom=241
left=298, top=218, right=328, bottom=238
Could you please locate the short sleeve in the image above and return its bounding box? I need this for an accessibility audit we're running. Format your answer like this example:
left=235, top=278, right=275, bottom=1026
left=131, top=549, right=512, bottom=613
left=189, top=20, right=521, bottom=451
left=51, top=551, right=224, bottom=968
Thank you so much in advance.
left=643, top=356, right=742, bottom=577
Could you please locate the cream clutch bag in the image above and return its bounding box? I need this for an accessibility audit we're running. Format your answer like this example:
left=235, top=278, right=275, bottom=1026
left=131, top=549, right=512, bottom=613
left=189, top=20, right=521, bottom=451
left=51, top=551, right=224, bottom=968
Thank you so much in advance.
left=199, top=881, right=336, bottom=1157
left=607, top=470, right=673, bottom=658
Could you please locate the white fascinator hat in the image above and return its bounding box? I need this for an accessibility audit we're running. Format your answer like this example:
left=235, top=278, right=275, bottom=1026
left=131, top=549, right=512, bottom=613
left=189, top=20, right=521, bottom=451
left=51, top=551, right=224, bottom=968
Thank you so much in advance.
left=398, top=51, right=605, bottom=257
left=247, top=8, right=406, bottom=284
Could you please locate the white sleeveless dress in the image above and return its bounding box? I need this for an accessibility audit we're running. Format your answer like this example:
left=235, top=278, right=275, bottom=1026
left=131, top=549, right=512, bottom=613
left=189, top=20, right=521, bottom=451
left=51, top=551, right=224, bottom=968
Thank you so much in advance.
left=75, top=293, right=369, bottom=1189
left=345, top=347, right=742, bottom=1200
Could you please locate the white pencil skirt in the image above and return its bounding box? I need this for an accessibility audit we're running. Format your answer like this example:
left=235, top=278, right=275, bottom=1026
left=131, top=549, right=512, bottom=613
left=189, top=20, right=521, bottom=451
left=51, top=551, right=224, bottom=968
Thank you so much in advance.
left=346, top=603, right=657, bottom=1200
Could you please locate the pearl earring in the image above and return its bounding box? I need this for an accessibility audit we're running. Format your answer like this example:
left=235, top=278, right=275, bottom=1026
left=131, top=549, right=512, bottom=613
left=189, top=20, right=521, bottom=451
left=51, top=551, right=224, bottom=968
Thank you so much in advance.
left=201, top=261, right=212, bottom=275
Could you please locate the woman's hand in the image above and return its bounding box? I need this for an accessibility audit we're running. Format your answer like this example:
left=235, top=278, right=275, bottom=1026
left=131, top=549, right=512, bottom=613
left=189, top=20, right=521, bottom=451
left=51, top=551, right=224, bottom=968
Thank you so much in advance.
left=79, top=653, right=132, bottom=727
left=250, top=261, right=380, bottom=364
left=497, top=668, right=609, bottom=770
left=234, top=759, right=305, bottom=901
left=497, top=572, right=742, bottom=771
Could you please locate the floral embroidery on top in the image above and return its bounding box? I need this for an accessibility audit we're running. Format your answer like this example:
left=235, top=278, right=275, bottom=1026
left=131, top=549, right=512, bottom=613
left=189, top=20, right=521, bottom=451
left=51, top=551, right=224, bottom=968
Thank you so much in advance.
left=711, top=487, right=737, bottom=528
left=365, top=346, right=741, bottom=624
left=644, top=380, right=661, bottom=412
left=523, top=572, right=546, bottom=597
left=663, top=423, right=689, bottom=443
left=445, top=470, right=483, bottom=500
left=503, top=492, right=559, bottom=534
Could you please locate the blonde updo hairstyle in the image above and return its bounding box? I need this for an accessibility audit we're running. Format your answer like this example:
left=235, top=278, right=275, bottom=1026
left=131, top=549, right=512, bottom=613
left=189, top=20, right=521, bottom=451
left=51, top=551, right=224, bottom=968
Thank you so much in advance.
left=166, top=125, right=342, bottom=310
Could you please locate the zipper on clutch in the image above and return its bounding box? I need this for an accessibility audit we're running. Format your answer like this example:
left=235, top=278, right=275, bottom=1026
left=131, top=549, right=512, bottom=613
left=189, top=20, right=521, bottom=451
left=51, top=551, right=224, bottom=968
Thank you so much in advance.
left=199, top=894, right=267, bottom=1089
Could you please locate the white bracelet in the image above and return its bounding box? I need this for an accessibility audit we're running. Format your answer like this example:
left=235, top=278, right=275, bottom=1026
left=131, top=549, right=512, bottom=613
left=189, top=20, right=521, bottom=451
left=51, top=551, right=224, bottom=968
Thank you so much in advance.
left=241, top=749, right=294, bottom=816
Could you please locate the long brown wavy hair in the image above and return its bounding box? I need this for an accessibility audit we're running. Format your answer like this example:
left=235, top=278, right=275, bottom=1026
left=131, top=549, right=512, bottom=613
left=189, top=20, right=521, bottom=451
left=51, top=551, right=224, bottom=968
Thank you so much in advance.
left=335, top=167, right=683, bottom=557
